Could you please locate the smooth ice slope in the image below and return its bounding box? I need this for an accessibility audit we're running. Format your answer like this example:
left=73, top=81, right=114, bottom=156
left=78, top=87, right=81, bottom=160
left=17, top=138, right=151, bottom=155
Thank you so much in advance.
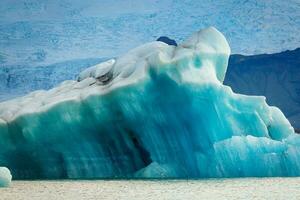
left=0, top=167, right=12, bottom=187
left=0, top=27, right=299, bottom=179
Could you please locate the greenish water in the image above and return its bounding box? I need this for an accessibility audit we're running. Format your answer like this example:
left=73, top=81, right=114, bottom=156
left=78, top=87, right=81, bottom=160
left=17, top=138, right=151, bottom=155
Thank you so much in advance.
left=1, top=178, right=300, bottom=200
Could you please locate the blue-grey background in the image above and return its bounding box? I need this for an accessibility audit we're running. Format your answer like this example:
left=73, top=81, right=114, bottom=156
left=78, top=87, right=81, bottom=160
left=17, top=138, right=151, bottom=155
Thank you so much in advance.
left=1, top=0, right=299, bottom=67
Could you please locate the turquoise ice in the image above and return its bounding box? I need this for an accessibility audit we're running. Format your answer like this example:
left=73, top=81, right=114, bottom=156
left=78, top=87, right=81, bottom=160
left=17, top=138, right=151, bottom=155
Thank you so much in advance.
left=0, top=27, right=299, bottom=179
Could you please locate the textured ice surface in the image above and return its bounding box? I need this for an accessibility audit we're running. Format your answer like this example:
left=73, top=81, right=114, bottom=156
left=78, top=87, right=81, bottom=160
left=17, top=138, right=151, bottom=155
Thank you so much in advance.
left=0, top=0, right=299, bottom=68
left=0, top=27, right=299, bottom=179
left=0, top=167, right=12, bottom=187
left=1, top=50, right=299, bottom=132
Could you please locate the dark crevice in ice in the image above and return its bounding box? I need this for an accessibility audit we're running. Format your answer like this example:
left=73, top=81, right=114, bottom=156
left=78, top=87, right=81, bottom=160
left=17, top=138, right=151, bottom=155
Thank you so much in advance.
left=127, top=130, right=152, bottom=167
left=96, top=70, right=114, bottom=85
left=131, top=136, right=152, bottom=166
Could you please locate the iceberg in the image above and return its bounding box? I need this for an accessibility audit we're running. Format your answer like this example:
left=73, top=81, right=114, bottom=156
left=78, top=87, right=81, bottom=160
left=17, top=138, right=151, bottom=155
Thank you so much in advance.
left=0, top=167, right=12, bottom=187
left=0, top=27, right=299, bottom=179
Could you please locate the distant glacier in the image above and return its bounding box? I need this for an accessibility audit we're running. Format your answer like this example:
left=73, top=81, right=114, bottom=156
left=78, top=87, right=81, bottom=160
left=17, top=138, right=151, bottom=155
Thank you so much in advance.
left=0, top=0, right=299, bottom=67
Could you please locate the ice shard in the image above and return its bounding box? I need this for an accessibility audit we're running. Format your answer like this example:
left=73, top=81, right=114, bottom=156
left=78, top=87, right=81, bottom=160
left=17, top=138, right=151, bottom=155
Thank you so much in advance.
left=0, top=167, right=12, bottom=187
left=0, top=27, right=299, bottom=179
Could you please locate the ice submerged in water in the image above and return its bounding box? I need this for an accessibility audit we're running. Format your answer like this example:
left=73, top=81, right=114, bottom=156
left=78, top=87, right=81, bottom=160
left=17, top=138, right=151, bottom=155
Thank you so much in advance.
left=0, top=27, right=300, bottom=179
left=0, top=167, right=12, bottom=187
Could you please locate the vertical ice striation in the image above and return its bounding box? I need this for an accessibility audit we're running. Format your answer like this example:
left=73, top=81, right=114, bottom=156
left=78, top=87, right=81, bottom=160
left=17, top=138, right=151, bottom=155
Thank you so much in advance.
left=0, top=27, right=299, bottom=179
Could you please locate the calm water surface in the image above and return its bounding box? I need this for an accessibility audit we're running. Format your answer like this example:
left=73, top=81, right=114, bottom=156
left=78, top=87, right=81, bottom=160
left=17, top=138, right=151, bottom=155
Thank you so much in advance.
left=1, top=178, right=300, bottom=200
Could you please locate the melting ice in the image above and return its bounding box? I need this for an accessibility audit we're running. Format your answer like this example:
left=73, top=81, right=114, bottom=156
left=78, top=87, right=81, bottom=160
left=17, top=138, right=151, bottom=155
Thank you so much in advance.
left=0, top=27, right=299, bottom=179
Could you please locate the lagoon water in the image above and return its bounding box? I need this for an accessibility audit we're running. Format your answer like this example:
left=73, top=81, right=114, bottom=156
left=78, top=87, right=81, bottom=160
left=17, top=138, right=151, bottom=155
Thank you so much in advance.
left=1, top=178, right=300, bottom=200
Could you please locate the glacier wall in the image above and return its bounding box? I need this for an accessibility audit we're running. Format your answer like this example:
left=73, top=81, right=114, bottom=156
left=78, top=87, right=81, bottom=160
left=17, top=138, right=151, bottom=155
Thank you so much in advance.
left=0, top=27, right=300, bottom=179
left=1, top=0, right=300, bottom=69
